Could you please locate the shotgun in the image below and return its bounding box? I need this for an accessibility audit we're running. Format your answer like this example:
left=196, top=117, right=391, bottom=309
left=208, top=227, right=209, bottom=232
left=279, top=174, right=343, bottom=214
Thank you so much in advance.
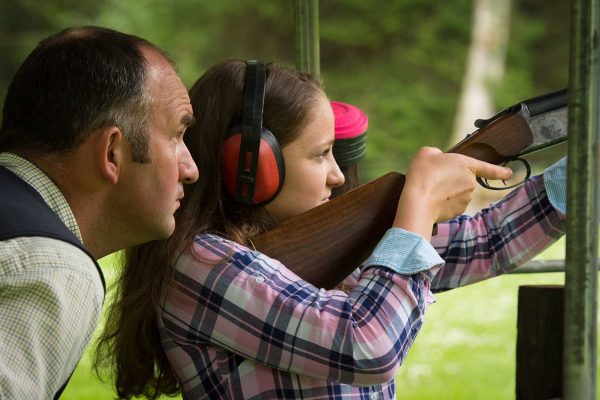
left=252, top=89, right=569, bottom=289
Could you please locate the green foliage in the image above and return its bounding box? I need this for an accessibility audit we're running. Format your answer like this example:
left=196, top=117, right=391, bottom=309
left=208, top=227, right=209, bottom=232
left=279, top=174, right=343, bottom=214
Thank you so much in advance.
left=0, top=0, right=570, bottom=179
left=497, top=0, right=569, bottom=107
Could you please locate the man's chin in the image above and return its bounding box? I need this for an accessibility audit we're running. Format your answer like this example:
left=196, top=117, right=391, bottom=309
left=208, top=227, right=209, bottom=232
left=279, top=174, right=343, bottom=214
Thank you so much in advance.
left=149, top=220, right=176, bottom=242
left=161, top=221, right=177, bottom=239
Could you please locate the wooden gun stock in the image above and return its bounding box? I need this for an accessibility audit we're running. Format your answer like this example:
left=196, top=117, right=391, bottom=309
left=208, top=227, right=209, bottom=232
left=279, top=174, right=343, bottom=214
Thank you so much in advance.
left=252, top=111, right=535, bottom=289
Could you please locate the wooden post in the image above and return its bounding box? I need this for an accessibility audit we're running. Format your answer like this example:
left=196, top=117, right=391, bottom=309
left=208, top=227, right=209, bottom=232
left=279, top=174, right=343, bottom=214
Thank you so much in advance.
left=294, top=0, right=320, bottom=80
left=564, top=0, right=599, bottom=396
left=516, top=285, right=564, bottom=399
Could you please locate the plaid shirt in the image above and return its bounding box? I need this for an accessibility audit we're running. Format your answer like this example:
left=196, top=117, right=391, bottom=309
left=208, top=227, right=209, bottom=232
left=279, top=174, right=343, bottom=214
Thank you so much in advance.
left=159, top=167, right=565, bottom=399
left=0, top=153, right=104, bottom=399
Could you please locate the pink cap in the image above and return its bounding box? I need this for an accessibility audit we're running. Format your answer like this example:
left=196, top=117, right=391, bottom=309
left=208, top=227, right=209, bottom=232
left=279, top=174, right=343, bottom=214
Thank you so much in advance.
left=331, top=101, right=368, bottom=140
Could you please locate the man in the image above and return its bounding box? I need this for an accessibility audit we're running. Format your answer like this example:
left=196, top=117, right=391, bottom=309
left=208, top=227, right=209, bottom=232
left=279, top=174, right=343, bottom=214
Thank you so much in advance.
left=0, top=26, right=198, bottom=399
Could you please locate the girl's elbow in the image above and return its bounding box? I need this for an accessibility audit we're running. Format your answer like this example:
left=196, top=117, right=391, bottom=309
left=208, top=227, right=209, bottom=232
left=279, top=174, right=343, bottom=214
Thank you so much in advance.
left=373, top=363, right=400, bottom=384
left=352, top=360, right=400, bottom=386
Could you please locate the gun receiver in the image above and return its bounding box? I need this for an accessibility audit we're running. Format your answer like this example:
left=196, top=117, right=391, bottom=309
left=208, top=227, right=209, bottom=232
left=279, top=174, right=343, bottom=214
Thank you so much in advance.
left=448, top=89, right=568, bottom=161
left=252, top=90, right=568, bottom=289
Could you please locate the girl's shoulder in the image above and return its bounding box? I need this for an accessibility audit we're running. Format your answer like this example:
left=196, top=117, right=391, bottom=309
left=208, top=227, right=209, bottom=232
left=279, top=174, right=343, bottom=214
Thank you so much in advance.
left=189, top=232, right=289, bottom=277
left=186, top=232, right=259, bottom=267
left=193, top=232, right=249, bottom=253
left=173, top=233, right=249, bottom=274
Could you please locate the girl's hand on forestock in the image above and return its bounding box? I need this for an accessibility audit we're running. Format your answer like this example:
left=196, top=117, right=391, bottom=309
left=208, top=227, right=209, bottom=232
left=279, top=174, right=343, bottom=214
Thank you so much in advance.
left=393, top=147, right=512, bottom=240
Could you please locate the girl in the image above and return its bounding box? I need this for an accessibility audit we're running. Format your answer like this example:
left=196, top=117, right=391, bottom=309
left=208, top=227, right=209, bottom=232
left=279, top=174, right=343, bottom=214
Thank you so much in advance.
left=96, top=60, right=565, bottom=399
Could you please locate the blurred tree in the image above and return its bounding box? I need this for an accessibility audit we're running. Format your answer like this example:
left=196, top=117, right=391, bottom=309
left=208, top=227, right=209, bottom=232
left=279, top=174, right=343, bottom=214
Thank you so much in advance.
left=0, top=0, right=103, bottom=125
left=0, top=0, right=570, bottom=179
left=450, top=0, right=511, bottom=146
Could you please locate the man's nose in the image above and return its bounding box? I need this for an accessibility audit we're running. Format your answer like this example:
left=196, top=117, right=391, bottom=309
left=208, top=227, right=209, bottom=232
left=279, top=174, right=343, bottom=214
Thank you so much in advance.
left=180, top=145, right=199, bottom=184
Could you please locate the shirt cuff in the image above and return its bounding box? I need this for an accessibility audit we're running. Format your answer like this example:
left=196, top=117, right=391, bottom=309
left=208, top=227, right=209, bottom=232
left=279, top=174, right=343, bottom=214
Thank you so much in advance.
left=543, top=157, right=567, bottom=214
left=363, top=228, right=444, bottom=275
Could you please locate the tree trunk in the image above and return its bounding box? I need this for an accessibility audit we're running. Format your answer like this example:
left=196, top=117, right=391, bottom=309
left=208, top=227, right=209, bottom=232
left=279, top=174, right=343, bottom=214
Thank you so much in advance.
left=451, top=0, right=512, bottom=214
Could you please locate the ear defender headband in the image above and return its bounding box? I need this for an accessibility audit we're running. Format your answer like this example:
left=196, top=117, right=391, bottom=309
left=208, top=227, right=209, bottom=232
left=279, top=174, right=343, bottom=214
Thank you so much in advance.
left=222, top=60, right=285, bottom=205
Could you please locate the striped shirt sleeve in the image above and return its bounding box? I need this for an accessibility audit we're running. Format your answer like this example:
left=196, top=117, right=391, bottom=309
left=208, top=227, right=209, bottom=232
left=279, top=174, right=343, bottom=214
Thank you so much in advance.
left=430, top=168, right=566, bottom=292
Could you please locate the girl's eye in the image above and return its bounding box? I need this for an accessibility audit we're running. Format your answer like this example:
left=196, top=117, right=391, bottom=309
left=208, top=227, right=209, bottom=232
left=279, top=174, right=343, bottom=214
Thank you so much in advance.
left=321, top=148, right=331, bottom=157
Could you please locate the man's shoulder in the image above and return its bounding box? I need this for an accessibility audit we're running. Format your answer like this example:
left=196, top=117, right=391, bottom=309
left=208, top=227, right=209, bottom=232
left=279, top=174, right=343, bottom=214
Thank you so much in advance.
left=0, top=236, right=102, bottom=286
left=0, top=239, right=104, bottom=400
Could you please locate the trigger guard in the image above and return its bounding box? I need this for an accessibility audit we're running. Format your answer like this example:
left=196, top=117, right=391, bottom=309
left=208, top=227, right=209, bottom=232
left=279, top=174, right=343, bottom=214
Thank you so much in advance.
left=476, top=157, right=532, bottom=191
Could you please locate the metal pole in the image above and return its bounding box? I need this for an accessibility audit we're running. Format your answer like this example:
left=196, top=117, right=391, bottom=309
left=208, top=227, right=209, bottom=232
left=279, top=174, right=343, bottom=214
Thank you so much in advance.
left=564, top=0, right=599, bottom=396
left=294, top=0, right=320, bottom=80
left=508, top=259, right=600, bottom=274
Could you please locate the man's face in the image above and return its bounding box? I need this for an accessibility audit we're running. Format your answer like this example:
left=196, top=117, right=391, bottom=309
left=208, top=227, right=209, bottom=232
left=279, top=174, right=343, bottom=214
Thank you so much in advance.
left=116, top=48, right=198, bottom=244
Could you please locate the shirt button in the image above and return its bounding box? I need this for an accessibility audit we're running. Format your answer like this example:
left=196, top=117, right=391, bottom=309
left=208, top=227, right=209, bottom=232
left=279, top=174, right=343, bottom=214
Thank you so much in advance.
left=370, top=391, right=380, bottom=400
left=255, top=274, right=265, bottom=284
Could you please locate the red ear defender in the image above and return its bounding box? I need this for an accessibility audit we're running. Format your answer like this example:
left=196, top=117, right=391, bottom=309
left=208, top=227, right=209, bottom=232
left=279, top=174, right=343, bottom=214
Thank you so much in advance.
left=222, top=126, right=284, bottom=204
left=221, top=60, right=285, bottom=205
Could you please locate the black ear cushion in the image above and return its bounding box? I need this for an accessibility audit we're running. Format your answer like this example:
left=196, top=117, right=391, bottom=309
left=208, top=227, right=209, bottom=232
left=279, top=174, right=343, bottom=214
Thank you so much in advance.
left=222, top=127, right=285, bottom=204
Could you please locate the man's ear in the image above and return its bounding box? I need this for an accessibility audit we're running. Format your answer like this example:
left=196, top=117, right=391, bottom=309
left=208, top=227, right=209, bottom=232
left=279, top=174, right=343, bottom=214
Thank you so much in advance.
left=98, top=126, right=127, bottom=185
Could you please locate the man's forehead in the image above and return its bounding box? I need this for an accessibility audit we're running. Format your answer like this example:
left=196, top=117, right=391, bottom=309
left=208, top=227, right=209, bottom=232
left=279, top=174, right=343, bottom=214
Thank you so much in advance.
left=144, top=54, right=189, bottom=104
left=140, top=46, right=193, bottom=128
left=141, top=47, right=180, bottom=87
left=145, top=61, right=179, bottom=93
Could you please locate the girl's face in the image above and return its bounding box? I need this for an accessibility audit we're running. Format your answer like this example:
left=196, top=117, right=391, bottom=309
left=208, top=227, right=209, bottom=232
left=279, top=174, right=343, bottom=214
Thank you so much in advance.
left=265, top=94, right=345, bottom=222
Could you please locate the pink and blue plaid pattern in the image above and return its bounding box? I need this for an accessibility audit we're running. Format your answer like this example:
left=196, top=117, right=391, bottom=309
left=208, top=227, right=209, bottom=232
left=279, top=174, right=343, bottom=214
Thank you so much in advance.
left=159, top=172, right=565, bottom=399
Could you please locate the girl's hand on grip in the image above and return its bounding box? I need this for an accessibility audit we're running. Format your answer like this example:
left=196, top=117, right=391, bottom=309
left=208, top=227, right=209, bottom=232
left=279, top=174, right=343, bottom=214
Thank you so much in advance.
left=393, top=147, right=512, bottom=240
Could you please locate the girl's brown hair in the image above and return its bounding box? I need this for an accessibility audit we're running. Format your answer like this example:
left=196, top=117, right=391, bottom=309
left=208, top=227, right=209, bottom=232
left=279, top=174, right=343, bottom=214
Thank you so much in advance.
left=94, top=60, right=324, bottom=399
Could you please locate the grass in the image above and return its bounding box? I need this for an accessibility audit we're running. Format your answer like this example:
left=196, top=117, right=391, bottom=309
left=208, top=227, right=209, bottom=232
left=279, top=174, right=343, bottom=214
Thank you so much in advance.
left=61, top=238, right=599, bottom=399
left=395, top=237, right=600, bottom=400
